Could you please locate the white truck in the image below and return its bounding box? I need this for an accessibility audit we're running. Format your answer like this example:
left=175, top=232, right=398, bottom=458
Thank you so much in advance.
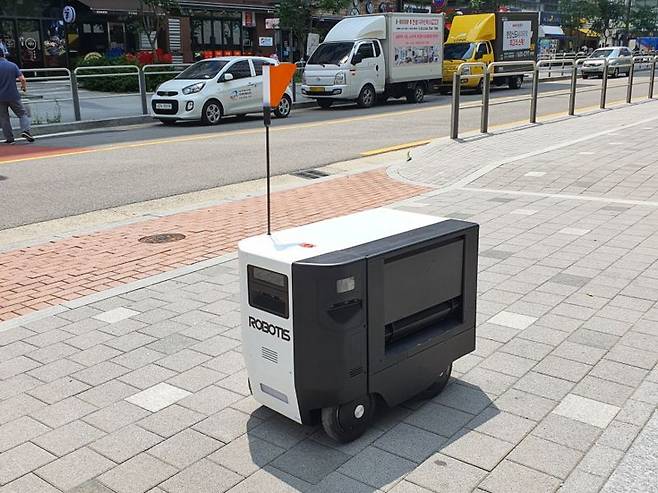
left=301, top=13, right=444, bottom=108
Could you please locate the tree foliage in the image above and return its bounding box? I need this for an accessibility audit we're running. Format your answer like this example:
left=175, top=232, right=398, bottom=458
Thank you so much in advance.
left=277, top=0, right=350, bottom=58
left=630, top=5, right=658, bottom=35
left=135, top=0, right=180, bottom=52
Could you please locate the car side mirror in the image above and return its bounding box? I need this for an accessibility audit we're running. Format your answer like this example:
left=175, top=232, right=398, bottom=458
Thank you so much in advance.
left=222, top=73, right=234, bottom=82
left=352, top=54, right=363, bottom=65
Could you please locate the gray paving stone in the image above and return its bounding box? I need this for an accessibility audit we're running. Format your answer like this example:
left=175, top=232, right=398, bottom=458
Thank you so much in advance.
left=0, top=373, right=42, bottom=400
left=271, top=438, right=351, bottom=484
left=466, top=407, right=536, bottom=444
left=226, top=465, right=311, bottom=492
left=339, top=445, right=416, bottom=491
left=178, top=384, right=242, bottom=415
left=73, top=361, right=131, bottom=386
left=0, top=442, right=55, bottom=486
left=0, top=416, right=50, bottom=453
left=559, top=469, right=606, bottom=493
left=106, top=332, right=157, bottom=352
left=605, top=344, right=658, bottom=370
left=479, top=460, right=561, bottom=493
left=615, top=398, right=655, bottom=426
left=441, top=428, right=514, bottom=471
left=0, top=473, right=60, bottom=493
left=98, top=453, right=177, bottom=493
left=67, top=330, right=115, bottom=351
left=68, top=479, right=118, bottom=492
left=577, top=444, right=625, bottom=477
left=83, top=400, right=151, bottom=433
left=631, top=380, right=658, bottom=405
left=33, top=419, right=106, bottom=456
left=125, top=382, right=191, bottom=412
left=508, top=435, right=582, bottom=479
left=59, top=307, right=103, bottom=322
left=388, top=480, right=434, bottom=493
left=0, top=393, right=47, bottom=425
left=27, top=377, right=90, bottom=404
left=193, top=407, right=261, bottom=443
left=160, top=458, right=242, bottom=493
left=137, top=404, right=205, bottom=438
left=534, top=355, right=592, bottom=382
left=89, top=424, right=163, bottom=463
left=99, top=319, right=148, bottom=337
left=532, top=413, right=600, bottom=452
left=590, top=359, right=649, bottom=387
left=513, top=371, right=575, bottom=401
left=154, top=348, right=210, bottom=372
left=150, top=428, right=223, bottom=469
left=26, top=359, right=83, bottom=383
left=552, top=341, right=607, bottom=365
left=166, top=365, right=225, bottom=392
left=458, top=367, right=519, bottom=395
left=313, top=471, right=378, bottom=493
left=374, top=423, right=445, bottom=463
left=0, top=356, right=42, bottom=379
left=573, top=376, right=635, bottom=407
left=494, top=388, right=557, bottom=421
left=62, top=319, right=109, bottom=336
left=34, top=447, right=113, bottom=491
left=404, top=402, right=473, bottom=437
left=146, top=333, right=197, bottom=355
left=216, top=369, right=251, bottom=396
left=202, top=350, right=245, bottom=374
left=69, top=345, right=123, bottom=367
left=190, top=334, right=241, bottom=356
left=78, top=379, right=139, bottom=408
left=479, top=351, right=537, bottom=377
left=248, top=415, right=316, bottom=450
left=93, top=307, right=139, bottom=324
left=23, top=330, right=72, bottom=349
left=310, top=423, right=386, bottom=457
left=500, top=337, right=554, bottom=361
left=405, top=453, right=488, bottom=493
left=111, top=347, right=166, bottom=370
left=596, top=420, right=642, bottom=451
left=119, top=364, right=177, bottom=390
left=568, top=328, right=620, bottom=350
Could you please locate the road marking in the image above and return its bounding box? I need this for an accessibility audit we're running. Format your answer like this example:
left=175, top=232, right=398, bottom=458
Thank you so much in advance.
left=0, top=86, right=645, bottom=166
left=360, top=140, right=431, bottom=156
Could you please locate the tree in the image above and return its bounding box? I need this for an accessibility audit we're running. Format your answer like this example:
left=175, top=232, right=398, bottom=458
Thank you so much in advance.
left=559, top=0, right=593, bottom=47
left=135, top=0, right=180, bottom=53
left=586, top=0, right=625, bottom=40
left=630, top=5, right=658, bottom=35
left=277, top=0, right=350, bottom=60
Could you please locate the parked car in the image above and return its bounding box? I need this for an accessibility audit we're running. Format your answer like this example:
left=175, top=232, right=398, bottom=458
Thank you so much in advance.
left=151, top=56, right=293, bottom=125
left=582, top=47, right=633, bottom=79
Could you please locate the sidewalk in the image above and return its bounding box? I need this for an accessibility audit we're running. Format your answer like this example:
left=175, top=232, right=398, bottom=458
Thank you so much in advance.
left=0, top=101, right=657, bottom=492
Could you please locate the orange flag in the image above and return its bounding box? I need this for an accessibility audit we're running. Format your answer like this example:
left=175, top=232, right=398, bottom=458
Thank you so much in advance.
left=263, top=63, right=296, bottom=108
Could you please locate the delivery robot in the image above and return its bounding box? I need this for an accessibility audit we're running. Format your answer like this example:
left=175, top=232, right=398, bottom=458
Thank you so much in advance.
left=239, top=208, right=478, bottom=442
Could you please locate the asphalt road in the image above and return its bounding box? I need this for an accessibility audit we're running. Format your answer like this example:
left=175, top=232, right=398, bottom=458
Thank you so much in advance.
left=0, top=74, right=652, bottom=230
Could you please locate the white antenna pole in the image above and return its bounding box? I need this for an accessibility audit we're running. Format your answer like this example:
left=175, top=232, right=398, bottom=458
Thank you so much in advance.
left=263, top=65, right=272, bottom=236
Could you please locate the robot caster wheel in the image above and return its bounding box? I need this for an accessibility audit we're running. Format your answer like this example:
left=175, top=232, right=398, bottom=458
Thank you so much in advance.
left=416, top=364, right=453, bottom=400
left=321, top=394, right=375, bottom=443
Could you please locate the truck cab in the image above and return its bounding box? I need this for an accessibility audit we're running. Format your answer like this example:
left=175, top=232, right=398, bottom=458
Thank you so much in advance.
left=443, top=13, right=536, bottom=92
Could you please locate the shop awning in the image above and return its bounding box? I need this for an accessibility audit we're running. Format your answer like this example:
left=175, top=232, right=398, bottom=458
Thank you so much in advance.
left=78, top=0, right=148, bottom=13
left=539, top=25, right=565, bottom=37
left=178, top=0, right=275, bottom=12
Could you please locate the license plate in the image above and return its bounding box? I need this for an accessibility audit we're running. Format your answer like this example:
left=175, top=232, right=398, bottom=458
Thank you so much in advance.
left=309, top=86, right=324, bottom=93
left=156, top=103, right=173, bottom=110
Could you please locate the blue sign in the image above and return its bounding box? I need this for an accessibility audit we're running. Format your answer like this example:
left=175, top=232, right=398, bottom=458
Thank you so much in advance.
left=433, top=0, right=447, bottom=9
left=63, top=6, right=76, bottom=24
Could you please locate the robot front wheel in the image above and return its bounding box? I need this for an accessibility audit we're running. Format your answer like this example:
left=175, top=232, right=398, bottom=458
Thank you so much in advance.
left=416, top=364, right=453, bottom=400
left=321, top=394, right=376, bottom=443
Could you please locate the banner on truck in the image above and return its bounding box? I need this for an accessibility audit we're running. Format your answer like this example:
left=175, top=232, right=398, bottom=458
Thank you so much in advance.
left=392, top=16, right=442, bottom=66
left=503, top=20, right=532, bottom=51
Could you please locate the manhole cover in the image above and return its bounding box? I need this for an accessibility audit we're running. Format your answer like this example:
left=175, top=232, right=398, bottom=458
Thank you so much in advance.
left=291, top=169, right=330, bottom=180
left=138, top=233, right=186, bottom=244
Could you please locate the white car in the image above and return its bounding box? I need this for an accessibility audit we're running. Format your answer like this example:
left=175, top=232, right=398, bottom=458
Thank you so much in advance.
left=151, top=56, right=293, bottom=125
left=582, top=47, right=633, bottom=79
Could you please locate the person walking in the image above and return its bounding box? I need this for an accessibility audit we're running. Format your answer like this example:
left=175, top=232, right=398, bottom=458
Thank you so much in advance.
left=0, top=49, right=34, bottom=144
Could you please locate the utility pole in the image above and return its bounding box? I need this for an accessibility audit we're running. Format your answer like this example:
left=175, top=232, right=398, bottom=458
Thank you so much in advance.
left=625, top=0, right=632, bottom=44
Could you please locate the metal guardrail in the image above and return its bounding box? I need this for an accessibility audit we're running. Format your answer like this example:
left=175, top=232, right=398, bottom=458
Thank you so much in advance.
left=450, top=55, right=658, bottom=140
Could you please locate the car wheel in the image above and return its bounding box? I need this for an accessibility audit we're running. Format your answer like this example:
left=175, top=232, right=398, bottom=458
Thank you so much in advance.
left=321, top=394, right=375, bottom=443
left=611, top=68, right=619, bottom=78
left=317, top=99, right=333, bottom=109
left=159, top=119, right=176, bottom=126
left=415, top=364, right=452, bottom=400
left=274, top=94, right=292, bottom=118
left=356, top=84, right=376, bottom=108
left=582, top=73, right=589, bottom=79
left=201, top=100, right=222, bottom=125
left=406, top=84, right=425, bottom=104
left=508, top=75, right=523, bottom=89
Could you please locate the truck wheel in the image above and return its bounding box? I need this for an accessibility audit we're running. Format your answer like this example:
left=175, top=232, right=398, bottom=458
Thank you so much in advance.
left=317, top=99, right=333, bottom=109
left=415, top=364, right=452, bottom=400
left=357, top=85, right=376, bottom=108
left=321, top=394, right=375, bottom=443
left=438, top=87, right=451, bottom=95
left=406, top=84, right=425, bottom=104
left=508, top=75, right=523, bottom=89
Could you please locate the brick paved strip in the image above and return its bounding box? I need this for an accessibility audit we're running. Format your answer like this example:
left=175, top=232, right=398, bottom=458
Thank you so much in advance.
left=0, top=145, right=91, bottom=164
left=0, top=170, right=427, bottom=321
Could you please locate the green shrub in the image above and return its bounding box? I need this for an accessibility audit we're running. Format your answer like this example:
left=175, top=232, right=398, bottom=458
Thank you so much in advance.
left=77, top=55, right=178, bottom=93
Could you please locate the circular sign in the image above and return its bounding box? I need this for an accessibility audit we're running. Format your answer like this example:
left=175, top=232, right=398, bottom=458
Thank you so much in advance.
left=366, top=1, right=374, bottom=13
left=379, top=3, right=389, bottom=12
left=63, top=5, right=76, bottom=23
left=350, top=7, right=360, bottom=15
left=25, top=38, right=37, bottom=51
left=432, top=0, right=447, bottom=9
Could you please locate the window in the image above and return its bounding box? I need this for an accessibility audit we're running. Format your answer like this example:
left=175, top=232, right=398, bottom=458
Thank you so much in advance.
left=226, top=60, right=252, bottom=79
left=476, top=43, right=487, bottom=58
left=373, top=41, right=381, bottom=57
left=248, top=265, right=289, bottom=319
left=176, top=60, right=229, bottom=80
left=253, top=58, right=274, bottom=76
left=356, top=42, right=374, bottom=59
left=621, top=48, right=632, bottom=57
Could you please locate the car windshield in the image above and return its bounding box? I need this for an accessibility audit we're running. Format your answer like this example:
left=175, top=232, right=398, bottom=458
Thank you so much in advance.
left=176, top=60, right=229, bottom=80
left=308, top=42, right=354, bottom=65
left=590, top=49, right=614, bottom=59
left=444, top=43, right=476, bottom=61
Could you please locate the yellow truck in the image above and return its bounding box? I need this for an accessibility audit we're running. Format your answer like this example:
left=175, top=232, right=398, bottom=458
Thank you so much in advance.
left=442, top=12, right=538, bottom=92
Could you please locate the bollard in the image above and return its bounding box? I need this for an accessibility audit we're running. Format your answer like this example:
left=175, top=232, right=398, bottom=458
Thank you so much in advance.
left=600, top=59, right=609, bottom=109
left=626, top=60, right=635, bottom=103
left=450, top=71, right=460, bottom=139
left=70, top=72, right=81, bottom=121
left=568, top=62, right=578, bottom=115
left=138, top=69, right=148, bottom=115
left=650, top=57, right=656, bottom=99
left=530, top=68, right=539, bottom=123
left=480, top=69, right=490, bottom=134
